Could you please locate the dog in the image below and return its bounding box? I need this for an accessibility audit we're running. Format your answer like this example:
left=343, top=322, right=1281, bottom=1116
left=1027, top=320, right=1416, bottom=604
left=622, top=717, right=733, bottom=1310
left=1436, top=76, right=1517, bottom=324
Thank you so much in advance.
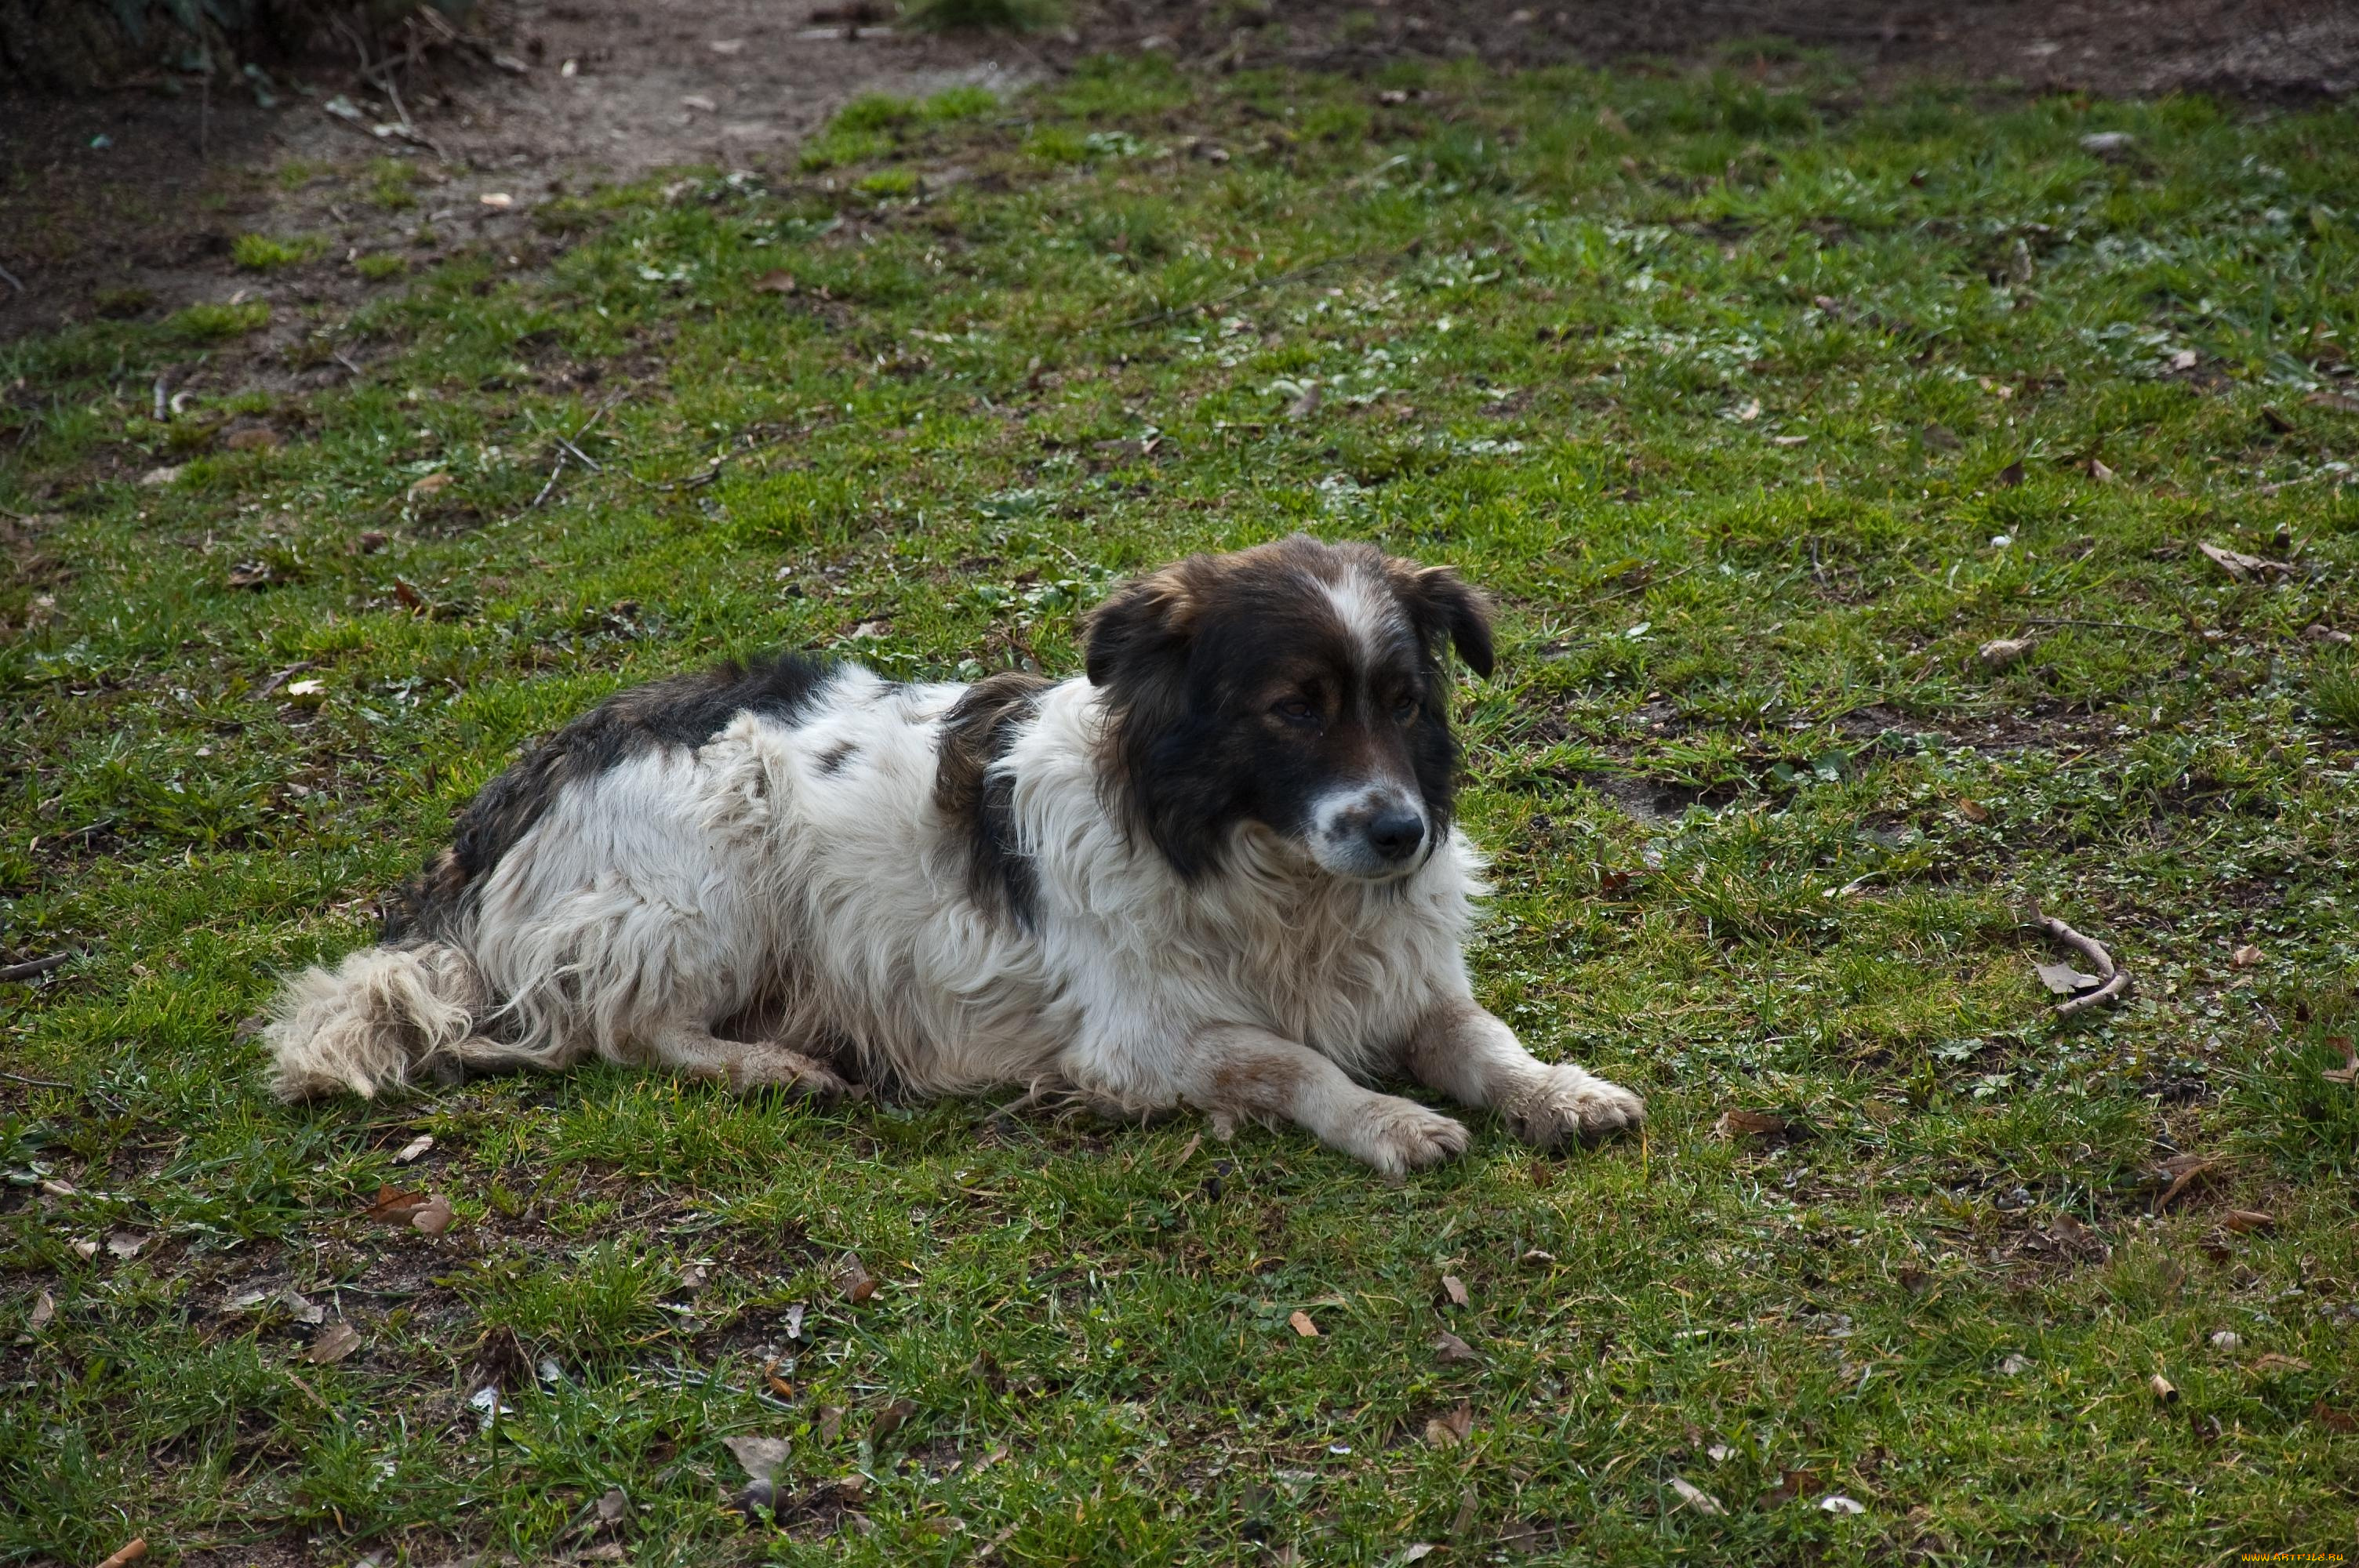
left=264, top=535, right=1644, bottom=1174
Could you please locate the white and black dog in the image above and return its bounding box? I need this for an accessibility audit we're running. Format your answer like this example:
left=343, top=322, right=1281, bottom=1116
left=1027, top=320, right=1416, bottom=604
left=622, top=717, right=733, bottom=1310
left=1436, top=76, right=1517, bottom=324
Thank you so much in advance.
left=265, top=535, right=1643, bottom=1174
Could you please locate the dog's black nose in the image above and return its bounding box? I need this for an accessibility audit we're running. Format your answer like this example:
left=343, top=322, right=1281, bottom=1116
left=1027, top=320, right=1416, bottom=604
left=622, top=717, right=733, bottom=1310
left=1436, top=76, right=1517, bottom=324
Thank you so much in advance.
left=1365, top=809, right=1425, bottom=862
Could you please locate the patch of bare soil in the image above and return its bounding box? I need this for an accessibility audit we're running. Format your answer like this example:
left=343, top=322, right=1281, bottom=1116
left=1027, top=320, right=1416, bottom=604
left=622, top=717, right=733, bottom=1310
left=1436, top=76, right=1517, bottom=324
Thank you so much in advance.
left=2, top=0, right=2350, bottom=349
left=0, top=1, right=1043, bottom=343
left=1102, top=0, right=2359, bottom=100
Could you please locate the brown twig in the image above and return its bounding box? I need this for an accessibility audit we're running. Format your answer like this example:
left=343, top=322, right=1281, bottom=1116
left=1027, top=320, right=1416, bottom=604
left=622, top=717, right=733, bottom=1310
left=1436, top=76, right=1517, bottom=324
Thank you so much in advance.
left=2019, top=616, right=2181, bottom=639
left=530, top=450, right=568, bottom=508
left=0, top=953, right=72, bottom=982
left=2024, top=906, right=2130, bottom=1018
left=0, top=1069, right=71, bottom=1090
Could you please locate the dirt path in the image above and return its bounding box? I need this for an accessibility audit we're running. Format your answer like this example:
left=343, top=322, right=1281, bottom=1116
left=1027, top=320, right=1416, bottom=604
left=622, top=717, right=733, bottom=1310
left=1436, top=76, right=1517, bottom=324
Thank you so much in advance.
left=2, top=0, right=2351, bottom=348
left=0, top=1, right=1041, bottom=343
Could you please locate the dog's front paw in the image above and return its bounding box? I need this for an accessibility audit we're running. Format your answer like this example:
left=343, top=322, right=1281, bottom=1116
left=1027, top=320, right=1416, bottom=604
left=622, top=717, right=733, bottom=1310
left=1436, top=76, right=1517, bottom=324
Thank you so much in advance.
left=1503, top=1064, right=1645, bottom=1149
left=1336, top=1094, right=1470, bottom=1177
left=726, top=1046, right=853, bottom=1103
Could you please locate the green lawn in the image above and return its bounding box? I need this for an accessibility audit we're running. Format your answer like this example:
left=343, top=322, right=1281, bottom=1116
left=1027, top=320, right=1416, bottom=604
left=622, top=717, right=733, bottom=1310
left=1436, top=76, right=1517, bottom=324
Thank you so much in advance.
left=5, top=49, right=2358, bottom=1567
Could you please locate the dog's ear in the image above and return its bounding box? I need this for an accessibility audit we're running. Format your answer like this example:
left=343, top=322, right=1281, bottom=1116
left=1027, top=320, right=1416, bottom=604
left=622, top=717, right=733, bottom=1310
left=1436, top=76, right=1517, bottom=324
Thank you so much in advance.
left=1387, top=560, right=1495, bottom=679
left=1084, top=565, right=1199, bottom=693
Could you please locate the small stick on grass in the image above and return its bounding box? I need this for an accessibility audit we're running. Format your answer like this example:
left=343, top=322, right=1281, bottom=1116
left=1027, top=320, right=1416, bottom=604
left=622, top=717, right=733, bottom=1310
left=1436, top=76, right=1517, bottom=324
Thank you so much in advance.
left=2025, top=906, right=2130, bottom=1018
left=95, top=1538, right=147, bottom=1568
left=0, top=953, right=72, bottom=982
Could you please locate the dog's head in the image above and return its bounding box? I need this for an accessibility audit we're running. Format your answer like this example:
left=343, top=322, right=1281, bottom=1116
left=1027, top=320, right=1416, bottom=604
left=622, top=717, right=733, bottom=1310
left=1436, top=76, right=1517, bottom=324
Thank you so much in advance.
left=1085, top=534, right=1493, bottom=882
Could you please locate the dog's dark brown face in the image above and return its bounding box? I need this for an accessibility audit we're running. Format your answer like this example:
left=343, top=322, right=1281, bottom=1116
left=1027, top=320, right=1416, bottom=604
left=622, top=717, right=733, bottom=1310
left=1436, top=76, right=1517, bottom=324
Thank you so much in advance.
left=1085, top=534, right=1494, bottom=881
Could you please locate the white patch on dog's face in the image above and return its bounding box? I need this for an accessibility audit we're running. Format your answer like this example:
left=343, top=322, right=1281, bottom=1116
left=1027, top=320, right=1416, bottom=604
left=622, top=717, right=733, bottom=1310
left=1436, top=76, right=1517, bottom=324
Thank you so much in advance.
left=1321, top=569, right=1407, bottom=668
left=1307, top=778, right=1429, bottom=880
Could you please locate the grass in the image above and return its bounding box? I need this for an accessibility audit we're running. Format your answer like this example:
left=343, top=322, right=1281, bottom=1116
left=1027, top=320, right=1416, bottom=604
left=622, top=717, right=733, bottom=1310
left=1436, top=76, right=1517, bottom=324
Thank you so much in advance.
left=5, top=48, right=2359, bottom=1567
left=231, top=234, right=327, bottom=272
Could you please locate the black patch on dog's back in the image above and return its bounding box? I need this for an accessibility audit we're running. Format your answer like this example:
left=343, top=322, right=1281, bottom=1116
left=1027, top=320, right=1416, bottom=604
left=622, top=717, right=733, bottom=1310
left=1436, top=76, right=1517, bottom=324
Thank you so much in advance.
left=933, top=671, right=1052, bottom=929
left=383, top=653, right=834, bottom=941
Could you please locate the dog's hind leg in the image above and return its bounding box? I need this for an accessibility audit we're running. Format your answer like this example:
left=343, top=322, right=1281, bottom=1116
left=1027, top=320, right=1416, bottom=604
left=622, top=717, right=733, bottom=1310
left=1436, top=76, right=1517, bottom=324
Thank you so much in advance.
left=641, top=1021, right=852, bottom=1101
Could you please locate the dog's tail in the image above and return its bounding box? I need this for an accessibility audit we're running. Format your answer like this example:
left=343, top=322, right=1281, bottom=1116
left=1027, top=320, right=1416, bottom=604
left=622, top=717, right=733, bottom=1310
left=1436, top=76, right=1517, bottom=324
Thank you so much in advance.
left=263, top=941, right=495, bottom=1101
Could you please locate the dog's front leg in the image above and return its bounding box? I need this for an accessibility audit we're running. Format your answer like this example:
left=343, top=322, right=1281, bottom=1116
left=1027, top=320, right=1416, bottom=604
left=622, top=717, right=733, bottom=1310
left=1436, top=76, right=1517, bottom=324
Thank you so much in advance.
left=1404, top=998, right=1644, bottom=1149
left=1172, top=1024, right=1470, bottom=1177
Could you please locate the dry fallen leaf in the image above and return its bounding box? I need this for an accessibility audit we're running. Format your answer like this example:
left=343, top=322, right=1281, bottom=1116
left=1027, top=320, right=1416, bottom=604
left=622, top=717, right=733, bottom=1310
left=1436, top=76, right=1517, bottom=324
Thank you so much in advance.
left=1432, top=1330, right=1481, bottom=1365
left=1819, top=1494, right=1866, bottom=1515
left=754, top=270, right=799, bottom=295
left=1396, top=1547, right=1440, bottom=1565
left=2252, top=1353, right=2312, bottom=1377
left=1439, top=1274, right=1470, bottom=1308
left=815, top=1405, right=844, bottom=1443
left=1423, top=1400, right=1474, bottom=1449
left=2322, top=1036, right=2358, bottom=1086
left=2313, top=1399, right=2357, bottom=1432
left=1732, top=397, right=1761, bottom=422
left=394, top=1134, right=434, bottom=1163
left=1978, top=636, right=2035, bottom=669
left=71, top=1238, right=100, bottom=1261
left=355, top=530, right=388, bottom=554
left=2199, top=542, right=2292, bottom=582
left=2222, top=1209, right=2275, bottom=1233
left=871, top=1396, right=918, bottom=1439
left=307, top=1320, right=362, bottom=1364
left=479, top=191, right=515, bottom=209
left=2305, top=389, right=2359, bottom=414
left=724, top=1435, right=791, bottom=1483
left=224, top=426, right=282, bottom=452
left=409, top=1194, right=454, bottom=1235
left=140, top=465, right=183, bottom=487
left=2230, top=944, right=2263, bottom=968
left=27, top=1291, right=55, bottom=1330
left=106, top=1230, right=148, bottom=1260
left=2089, top=457, right=2115, bottom=481
left=1714, top=1109, right=1786, bottom=1139
left=406, top=472, right=453, bottom=502
left=357, top=1183, right=422, bottom=1223
left=838, top=1254, right=878, bottom=1303
left=1957, top=798, right=1992, bottom=824
left=2035, top=961, right=2102, bottom=996
left=1668, top=1475, right=1725, bottom=1516
left=1287, top=1309, right=1320, bottom=1338
left=93, top=1538, right=147, bottom=1568
left=1995, top=459, right=2025, bottom=488
left=1519, top=1248, right=1555, bottom=1267
left=226, top=561, right=273, bottom=589
left=2155, top=1155, right=2215, bottom=1209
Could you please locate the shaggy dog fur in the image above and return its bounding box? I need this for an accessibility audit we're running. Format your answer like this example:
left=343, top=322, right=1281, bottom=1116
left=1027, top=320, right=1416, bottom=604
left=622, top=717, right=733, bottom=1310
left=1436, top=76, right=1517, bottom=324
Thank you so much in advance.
left=265, top=535, right=1643, bottom=1173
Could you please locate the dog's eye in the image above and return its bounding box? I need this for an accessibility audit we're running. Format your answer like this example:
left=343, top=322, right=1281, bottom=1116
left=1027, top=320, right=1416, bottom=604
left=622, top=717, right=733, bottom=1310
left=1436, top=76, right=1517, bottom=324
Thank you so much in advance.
left=1273, top=697, right=1319, bottom=726
left=1391, top=694, right=1420, bottom=722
